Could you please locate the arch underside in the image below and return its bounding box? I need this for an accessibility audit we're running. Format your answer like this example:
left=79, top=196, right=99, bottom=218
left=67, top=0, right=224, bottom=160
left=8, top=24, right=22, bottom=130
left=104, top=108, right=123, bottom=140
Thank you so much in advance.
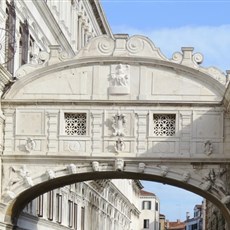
left=2, top=159, right=230, bottom=228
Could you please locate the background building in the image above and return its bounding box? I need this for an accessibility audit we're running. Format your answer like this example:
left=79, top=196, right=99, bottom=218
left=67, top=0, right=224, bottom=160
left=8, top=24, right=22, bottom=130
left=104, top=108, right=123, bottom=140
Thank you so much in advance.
left=139, top=190, right=160, bottom=230
left=18, top=179, right=143, bottom=230
left=166, top=220, right=185, bottom=230
left=0, top=0, right=112, bottom=77
left=159, top=214, right=166, bottom=230
left=185, top=203, right=204, bottom=230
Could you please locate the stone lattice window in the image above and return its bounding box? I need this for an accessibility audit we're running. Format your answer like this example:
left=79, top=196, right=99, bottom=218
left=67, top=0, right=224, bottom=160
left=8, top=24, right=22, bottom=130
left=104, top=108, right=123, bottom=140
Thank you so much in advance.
left=153, top=114, right=176, bottom=136
left=64, top=113, right=87, bottom=135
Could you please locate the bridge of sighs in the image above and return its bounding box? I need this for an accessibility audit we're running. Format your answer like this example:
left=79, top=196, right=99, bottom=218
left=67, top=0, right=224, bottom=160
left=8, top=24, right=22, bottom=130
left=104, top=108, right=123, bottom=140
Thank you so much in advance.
left=1, top=34, right=230, bottom=229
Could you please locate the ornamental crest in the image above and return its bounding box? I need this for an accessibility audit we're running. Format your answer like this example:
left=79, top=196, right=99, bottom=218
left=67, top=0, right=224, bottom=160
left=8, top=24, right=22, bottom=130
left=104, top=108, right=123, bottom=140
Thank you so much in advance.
left=109, top=64, right=130, bottom=94
left=112, top=112, right=126, bottom=136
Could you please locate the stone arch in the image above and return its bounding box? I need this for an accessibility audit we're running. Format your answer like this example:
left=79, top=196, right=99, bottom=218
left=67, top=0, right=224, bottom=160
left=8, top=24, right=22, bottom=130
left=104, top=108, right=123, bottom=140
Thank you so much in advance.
left=1, top=34, right=230, bottom=229
left=2, top=161, right=230, bottom=228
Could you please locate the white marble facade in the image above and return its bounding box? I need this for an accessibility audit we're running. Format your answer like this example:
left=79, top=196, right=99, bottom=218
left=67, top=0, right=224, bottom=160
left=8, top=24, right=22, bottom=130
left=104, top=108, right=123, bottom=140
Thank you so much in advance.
left=1, top=0, right=230, bottom=229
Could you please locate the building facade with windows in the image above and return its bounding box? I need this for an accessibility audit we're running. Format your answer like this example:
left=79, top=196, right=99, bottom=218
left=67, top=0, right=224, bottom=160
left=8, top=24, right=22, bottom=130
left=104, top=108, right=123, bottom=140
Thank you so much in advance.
left=139, top=190, right=160, bottom=230
left=18, top=179, right=143, bottom=230
left=185, top=203, right=204, bottom=230
left=0, top=0, right=112, bottom=77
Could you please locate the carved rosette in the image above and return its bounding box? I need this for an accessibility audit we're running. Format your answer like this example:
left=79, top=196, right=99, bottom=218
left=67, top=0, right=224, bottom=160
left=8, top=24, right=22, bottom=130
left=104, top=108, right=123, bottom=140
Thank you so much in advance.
left=109, top=64, right=130, bottom=95
left=126, top=37, right=144, bottom=54
left=98, top=37, right=115, bottom=55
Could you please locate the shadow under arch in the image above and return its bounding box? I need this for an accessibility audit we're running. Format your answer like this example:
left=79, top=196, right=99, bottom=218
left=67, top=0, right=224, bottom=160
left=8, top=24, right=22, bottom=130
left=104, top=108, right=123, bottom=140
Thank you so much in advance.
left=6, top=170, right=230, bottom=229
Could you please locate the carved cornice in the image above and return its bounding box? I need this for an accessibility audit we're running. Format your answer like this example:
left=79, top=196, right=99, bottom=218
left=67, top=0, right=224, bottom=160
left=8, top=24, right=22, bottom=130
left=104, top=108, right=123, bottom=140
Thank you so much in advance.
left=88, top=0, right=112, bottom=36
left=32, top=1, right=75, bottom=56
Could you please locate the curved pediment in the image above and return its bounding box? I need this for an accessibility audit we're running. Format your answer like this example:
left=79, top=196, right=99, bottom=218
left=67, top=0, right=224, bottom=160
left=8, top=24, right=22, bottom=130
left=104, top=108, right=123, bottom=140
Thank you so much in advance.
left=4, top=35, right=227, bottom=103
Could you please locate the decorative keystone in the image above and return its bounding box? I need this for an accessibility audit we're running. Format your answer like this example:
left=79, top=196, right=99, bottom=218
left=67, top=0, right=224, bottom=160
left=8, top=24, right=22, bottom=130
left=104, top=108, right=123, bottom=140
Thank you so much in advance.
left=67, top=164, right=77, bottom=174
left=46, top=169, right=56, bottom=180
left=114, top=159, right=124, bottom=171
left=92, top=161, right=100, bottom=171
left=138, top=163, right=146, bottom=173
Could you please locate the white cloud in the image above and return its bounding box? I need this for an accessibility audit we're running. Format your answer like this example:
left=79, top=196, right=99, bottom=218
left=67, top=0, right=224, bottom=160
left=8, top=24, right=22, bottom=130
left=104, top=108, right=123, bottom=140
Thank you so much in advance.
left=112, top=24, right=230, bottom=71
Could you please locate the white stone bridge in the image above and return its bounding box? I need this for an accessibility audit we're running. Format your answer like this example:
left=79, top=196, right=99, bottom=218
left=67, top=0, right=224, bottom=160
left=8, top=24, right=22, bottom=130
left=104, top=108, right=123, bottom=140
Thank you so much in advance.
left=1, top=34, right=230, bottom=229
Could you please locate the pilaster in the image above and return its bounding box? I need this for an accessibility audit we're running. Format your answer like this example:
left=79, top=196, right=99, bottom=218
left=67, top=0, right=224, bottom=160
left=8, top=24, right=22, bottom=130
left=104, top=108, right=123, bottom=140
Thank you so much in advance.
left=47, top=111, right=58, bottom=153
left=91, top=111, right=102, bottom=154
left=3, top=109, right=15, bottom=153
left=179, top=111, right=192, bottom=155
left=136, top=112, right=148, bottom=155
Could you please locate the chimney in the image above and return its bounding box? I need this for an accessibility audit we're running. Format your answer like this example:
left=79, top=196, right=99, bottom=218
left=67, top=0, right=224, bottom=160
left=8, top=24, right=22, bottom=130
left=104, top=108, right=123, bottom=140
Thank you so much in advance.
left=186, top=212, right=190, bottom=220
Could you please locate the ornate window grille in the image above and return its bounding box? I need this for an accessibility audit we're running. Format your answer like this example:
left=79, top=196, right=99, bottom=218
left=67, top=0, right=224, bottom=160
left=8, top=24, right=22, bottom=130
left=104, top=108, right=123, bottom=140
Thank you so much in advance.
left=64, top=113, right=87, bottom=135
left=153, top=114, right=176, bottom=137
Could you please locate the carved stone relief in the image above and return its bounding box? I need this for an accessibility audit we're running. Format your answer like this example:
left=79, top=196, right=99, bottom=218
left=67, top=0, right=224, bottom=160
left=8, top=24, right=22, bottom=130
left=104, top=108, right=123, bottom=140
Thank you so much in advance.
left=25, top=138, right=36, bottom=153
left=109, top=64, right=130, bottom=95
left=92, top=161, right=100, bottom=172
left=181, top=172, right=191, bottom=183
left=160, top=165, right=169, bottom=177
left=112, top=112, right=126, bottom=137
left=200, top=168, right=230, bottom=204
left=2, top=165, right=33, bottom=202
left=46, top=169, right=56, bottom=180
left=114, top=137, right=125, bottom=154
left=138, top=163, right=146, bottom=173
left=203, top=140, right=213, bottom=156
left=64, top=141, right=81, bottom=152
left=114, top=159, right=124, bottom=171
left=67, top=164, right=77, bottom=174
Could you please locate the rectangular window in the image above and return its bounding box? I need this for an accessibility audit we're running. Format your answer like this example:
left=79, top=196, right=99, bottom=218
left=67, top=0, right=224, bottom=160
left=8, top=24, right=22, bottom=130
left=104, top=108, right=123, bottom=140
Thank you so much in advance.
left=47, top=191, right=53, bottom=220
left=19, top=20, right=29, bottom=65
left=143, top=219, right=150, bottom=229
left=155, top=202, right=159, bottom=211
left=5, top=1, right=16, bottom=75
left=56, top=193, right=62, bottom=223
left=36, top=195, right=43, bottom=217
left=68, top=200, right=73, bottom=227
left=64, top=113, right=87, bottom=135
left=142, top=201, right=151, bottom=210
left=74, top=203, right=78, bottom=229
left=153, top=114, right=176, bottom=137
left=81, top=207, right=85, bottom=230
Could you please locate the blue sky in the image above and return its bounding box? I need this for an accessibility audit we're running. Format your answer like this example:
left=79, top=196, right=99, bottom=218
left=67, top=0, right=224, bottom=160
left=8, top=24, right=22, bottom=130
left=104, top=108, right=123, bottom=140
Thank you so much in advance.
left=101, top=0, right=230, bottom=221
left=101, top=0, right=230, bottom=72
